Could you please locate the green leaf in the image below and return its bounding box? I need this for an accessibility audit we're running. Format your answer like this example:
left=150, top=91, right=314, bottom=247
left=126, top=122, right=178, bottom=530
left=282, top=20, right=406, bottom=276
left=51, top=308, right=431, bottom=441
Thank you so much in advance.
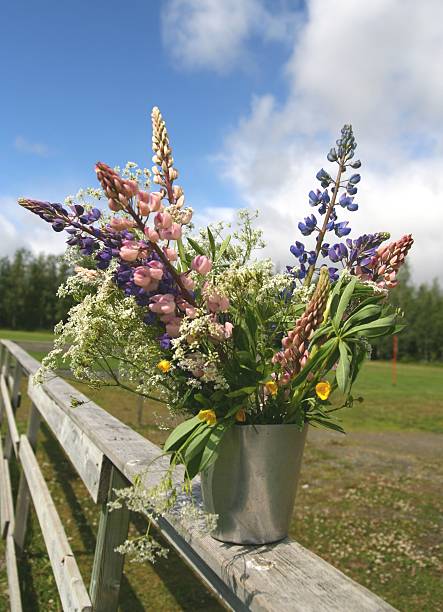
left=187, top=237, right=205, bottom=256
left=184, top=426, right=212, bottom=465
left=308, top=417, right=346, bottom=434
left=334, top=277, right=357, bottom=328
left=344, top=315, right=398, bottom=339
left=343, top=304, right=382, bottom=331
left=336, top=340, right=351, bottom=393
left=207, top=227, right=216, bottom=259
left=226, top=386, right=256, bottom=398
left=164, top=416, right=201, bottom=452
left=215, top=235, right=231, bottom=262
left=199, top=424, right=228, bottom=473
left=176, top=238, right=190, bottom=268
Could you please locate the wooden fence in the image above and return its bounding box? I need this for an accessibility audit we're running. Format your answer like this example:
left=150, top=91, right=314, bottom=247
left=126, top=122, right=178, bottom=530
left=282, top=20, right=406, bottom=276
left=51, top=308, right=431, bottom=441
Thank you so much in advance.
left=0, top=339, right=396, bottom=611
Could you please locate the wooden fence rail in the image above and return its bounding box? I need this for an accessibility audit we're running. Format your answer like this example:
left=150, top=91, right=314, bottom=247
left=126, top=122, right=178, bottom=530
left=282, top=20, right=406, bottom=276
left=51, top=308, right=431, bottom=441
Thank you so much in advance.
left=0, top=339, right=396, bottom=611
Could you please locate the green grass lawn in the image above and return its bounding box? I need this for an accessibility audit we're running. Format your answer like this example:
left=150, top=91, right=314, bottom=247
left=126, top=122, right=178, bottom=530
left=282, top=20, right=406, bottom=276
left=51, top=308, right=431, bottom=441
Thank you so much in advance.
left=0, top=330, right=442, bottom=611
left=0, top=329, right=54, bottom=342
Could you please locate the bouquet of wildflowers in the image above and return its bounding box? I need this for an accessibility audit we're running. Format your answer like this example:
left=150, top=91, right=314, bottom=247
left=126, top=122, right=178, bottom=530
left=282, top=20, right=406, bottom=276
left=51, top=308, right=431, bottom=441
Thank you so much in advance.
left=20, top=110, right=413, bottom=486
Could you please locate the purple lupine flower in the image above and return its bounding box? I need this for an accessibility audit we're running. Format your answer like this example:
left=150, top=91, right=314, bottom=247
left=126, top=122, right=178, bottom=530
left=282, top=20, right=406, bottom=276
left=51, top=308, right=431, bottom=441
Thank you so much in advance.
left=328, top=267, right=339, bottom=281
left=290, top=241, right=305, bottom=257
left=335, top=221, right=351, bottom=237
left=298, top=214, right=317, bottom=236
left=159, top=333, right=172, bottom=349
left=349, top=174, right=361, bottom=184
left=309, top=190, right=320, bottom=206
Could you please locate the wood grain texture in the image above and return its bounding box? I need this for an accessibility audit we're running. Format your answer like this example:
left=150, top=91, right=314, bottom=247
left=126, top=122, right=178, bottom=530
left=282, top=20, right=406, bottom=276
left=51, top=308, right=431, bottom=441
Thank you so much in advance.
left=0, top=436, right=13, bottom=538
left=28, top=377, right=110, bottom=503
left=14, top=403, right=41, bottom=552
left=5, top=534, right=23, bottom=611
left=0, top=340, right=40, bottom=376
left=90, top=467, right=130, bottom=612
left=4, top=362, right=22, bottom=460
left=19, top=435, right=92, bottom=612
left=0, top=375, right=20, bottom=457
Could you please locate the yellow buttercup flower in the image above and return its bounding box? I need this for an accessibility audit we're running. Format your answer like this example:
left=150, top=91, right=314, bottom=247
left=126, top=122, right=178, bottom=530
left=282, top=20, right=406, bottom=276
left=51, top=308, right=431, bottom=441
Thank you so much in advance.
left=265, top=380, right=278, bottom=396
left=315, top=380, right=331, bottom=400
left=235, top=408, right=246, bottom=422
left=198, top=409, right=217, bottom=426
left=157, top=359, right=171, bottom=373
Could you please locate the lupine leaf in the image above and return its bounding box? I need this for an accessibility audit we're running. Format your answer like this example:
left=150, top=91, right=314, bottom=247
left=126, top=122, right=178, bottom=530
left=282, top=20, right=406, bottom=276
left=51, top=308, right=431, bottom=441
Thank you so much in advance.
left=215, top=235, right=231, bottom=262
left=334, top=276, right=357, bottom=328
left=336, top=340, right=351, bottom=393
left=187, top=237, right=205, bottom=256
left=207, top=227, right=216, bottom=259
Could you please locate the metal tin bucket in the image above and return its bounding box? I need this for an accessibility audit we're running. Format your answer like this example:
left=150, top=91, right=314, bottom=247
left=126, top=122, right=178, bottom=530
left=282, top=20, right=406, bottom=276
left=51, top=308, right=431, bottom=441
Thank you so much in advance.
left=201, top=424, right=308, bottom=545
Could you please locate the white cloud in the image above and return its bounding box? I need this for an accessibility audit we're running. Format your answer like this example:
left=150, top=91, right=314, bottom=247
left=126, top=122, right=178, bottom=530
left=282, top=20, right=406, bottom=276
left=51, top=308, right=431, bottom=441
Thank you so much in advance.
left=215, top=0, right=443, bottom=283
left=161, top=0, right=300, bottom=73
left=0, top=195, right=67, bottom=258
left=14, top=136, right=50, bottom=157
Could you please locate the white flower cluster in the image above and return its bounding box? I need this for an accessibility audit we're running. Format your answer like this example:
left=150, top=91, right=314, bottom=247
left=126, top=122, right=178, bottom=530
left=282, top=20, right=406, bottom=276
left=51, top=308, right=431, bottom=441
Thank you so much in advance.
left=37, top=270, right=163, bottom=397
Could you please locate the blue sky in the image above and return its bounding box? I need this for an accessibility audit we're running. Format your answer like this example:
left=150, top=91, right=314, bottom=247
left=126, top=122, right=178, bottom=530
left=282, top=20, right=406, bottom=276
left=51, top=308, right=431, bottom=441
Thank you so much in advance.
left=1, top=0, right=442, bottom=283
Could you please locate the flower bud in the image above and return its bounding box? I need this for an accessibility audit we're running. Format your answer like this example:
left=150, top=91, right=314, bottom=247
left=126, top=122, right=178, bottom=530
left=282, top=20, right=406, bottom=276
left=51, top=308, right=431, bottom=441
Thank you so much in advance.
left=191, top=255, right=212, bottom=275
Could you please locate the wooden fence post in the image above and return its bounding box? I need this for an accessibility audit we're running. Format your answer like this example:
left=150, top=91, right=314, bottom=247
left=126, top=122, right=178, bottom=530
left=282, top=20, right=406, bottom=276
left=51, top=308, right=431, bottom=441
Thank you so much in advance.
left=89, top=466, right=130, bottom=612
left=13, top=403, right=41, bottom=553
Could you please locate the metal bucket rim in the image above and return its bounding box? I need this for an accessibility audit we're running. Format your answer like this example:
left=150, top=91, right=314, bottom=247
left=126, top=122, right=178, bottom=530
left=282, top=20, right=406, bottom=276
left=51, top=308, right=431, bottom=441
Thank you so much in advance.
left=233, top=423, right=307, bottom=430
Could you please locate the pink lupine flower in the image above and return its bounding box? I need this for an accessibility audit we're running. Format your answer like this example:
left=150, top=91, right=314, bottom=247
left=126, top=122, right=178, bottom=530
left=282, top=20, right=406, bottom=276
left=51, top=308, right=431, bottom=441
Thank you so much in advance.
left=166, top=316, right=182, bottom=338
left=133, top=267, right=160, bottom=292
left=119, top=241, right=146, bottom=262
left=138, top=191, right=150, bottom=216
left=122, top=179, right=139, bottom=197
left=191, top=255, right=212, bottom=276
left=206, top=290, right=229, bottom=313
left=149, top=294, right=176, bottom=315
left=149, top=192, right=162, bottom=212
left=147, top=260, right=164, bottom=280
left=160, top=222, right=182, bottom=240
left=224, top=322, right=234, bottom=338
left=108, top=199, right=122, bottom=212
left=177, top=299, right=197, bottom=318
left=144, top=227, right=160, bottom=243
left=180, top=273, right=195, bottom=291
left=154, top=211, right=172, bottom=230
left=109, top=217, right=134, bottom=231
left=163, top=247, right=178, bottom=262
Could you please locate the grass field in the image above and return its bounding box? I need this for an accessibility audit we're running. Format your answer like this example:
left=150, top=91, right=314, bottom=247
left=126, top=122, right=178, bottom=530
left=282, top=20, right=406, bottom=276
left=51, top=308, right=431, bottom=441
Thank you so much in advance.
left=0, top=330, right=442, bottom=611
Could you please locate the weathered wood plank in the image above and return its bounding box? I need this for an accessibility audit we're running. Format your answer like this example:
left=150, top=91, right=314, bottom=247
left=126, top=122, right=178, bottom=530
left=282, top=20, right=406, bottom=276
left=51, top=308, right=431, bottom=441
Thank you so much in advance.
left=19, top=435, right=92, bottom=612
left=28, top=377, right=110, bottom=503
left=90, top=467, right=130, bottom=612
left=1, top=458, right=15, bottom=539
left=0, top=340, right=41, bottom=376
left=14, top=403, right=41, bottom=553
left=0, top=436, right=14, bottom=538
left=1, top=375, right=20, bottom=457
left=5, top=534, right=23, bottom=611
left=4, top=361, right=23, bottom=460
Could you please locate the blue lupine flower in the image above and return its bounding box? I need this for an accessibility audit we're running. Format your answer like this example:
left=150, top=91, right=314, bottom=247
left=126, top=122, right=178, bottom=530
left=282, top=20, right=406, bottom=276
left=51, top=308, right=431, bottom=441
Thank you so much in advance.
left=307, top=251, right=316, bottom=265
left=347, top=202, right=358, bottom=211
left=290, top=241, right=305, bottom=257
left=327, top=148, right=337, bottom=162
left=349, top=174, right=361, bottom=184
left=309, top=190, right=320, bottom=206
left=335, top=221, right=351, bottom=237
left=328, top=267, right=339, bottom=281
left=158, top=333, right=172, bottom=348
left=298, top=214, right=317, bottom=236
left=349, top=160, right=361, bottom=169
left=347, top=186, right=358, bottom=195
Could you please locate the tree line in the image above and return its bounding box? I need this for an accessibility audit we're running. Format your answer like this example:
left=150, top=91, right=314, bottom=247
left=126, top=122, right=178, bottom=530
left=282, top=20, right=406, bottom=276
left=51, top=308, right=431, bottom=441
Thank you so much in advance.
left=0, top=251, right=441, bottom=362
left=0, top=250, right=72, bottom=330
